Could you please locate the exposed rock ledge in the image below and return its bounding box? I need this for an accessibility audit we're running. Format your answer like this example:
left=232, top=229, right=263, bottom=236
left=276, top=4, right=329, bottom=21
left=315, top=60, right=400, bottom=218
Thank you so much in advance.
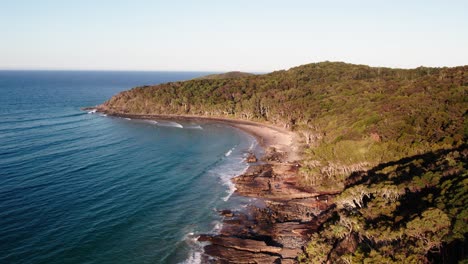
left=199, top=150, right=338, bottom=263
left=86, top=110, right=336, bottom=263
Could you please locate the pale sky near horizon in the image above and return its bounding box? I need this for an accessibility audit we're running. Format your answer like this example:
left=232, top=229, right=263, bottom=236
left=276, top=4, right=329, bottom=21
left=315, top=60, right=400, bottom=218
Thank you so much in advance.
left=1, top=0, right=467, bottom=72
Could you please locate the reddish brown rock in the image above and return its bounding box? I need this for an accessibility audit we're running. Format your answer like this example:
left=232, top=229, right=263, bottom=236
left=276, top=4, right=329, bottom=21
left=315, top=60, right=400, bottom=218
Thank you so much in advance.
left=232, top=163, right=319, bottom=200
left=262, top=147, right=285, bottom=162
left=204, top=244, right=280, bottom=263
left=370, top=132, right=381, bottom=142
left=204, top=236, right=282, bottom=254
left=280, top=259, right=298, bottom=264
left=220, top=209, right=234, bottom=217
left=201, top=160, right=335, bottom=262
left=270, top=222, right=316, bottom=248
left=280, top=248, right=303, bottom=259
left=246, top=152, right=258, bottom=163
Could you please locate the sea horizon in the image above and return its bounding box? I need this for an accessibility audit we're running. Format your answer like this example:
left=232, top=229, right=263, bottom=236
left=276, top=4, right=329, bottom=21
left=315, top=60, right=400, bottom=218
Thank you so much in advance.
left=0, top=70, right=259, bottom=263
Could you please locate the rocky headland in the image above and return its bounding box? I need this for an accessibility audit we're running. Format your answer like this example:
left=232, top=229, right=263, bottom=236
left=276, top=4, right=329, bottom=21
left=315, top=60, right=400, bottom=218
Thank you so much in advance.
left=198, top=146, right=337, bottom=263
left=90, top=110, right=336, bottom=263
left=88, top=62, right=467, bottom=263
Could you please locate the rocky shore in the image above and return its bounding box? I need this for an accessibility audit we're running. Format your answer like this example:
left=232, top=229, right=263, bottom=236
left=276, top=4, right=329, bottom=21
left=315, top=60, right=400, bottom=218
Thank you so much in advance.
left=198, top=147, right=337, bottom=263
left=87, top=109, right=336, bottom=263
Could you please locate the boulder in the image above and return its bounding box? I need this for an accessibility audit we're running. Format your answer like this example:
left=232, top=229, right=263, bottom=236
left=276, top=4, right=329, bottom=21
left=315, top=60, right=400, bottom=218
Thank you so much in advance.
left=246, top=152, right=258, bottom=163
left=204, top=244, right=280, bottom=263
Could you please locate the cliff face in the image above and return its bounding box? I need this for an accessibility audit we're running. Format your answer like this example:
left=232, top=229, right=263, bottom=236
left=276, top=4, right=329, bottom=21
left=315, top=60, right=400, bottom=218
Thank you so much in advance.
left=99, top=61, right=468, bottom=263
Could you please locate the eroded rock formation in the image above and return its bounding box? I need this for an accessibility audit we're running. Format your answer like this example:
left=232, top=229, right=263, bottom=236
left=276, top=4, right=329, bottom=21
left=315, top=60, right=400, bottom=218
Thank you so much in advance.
left=199, top=160, right=337, bottom=263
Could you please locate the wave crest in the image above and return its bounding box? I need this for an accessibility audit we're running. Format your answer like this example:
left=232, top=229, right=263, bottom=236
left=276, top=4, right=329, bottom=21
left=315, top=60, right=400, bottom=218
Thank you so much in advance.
left=157, top=121, right=183, bottom=128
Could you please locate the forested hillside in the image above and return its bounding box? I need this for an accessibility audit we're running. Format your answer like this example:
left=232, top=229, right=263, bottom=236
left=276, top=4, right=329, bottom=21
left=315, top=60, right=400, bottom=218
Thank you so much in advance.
left=299, top=146, right=467, bottom=263
left=101, top=62, right=466, bottom=187
left=99, top=62, right=467, bottom=262
left=194, top=71, right=254, bottom=80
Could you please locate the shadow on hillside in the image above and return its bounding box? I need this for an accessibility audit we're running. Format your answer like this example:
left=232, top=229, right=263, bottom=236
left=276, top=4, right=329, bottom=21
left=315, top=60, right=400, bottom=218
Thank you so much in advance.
left=341, top=144, right=467, bottom=263
left=345, top=144, right=467, bottom=188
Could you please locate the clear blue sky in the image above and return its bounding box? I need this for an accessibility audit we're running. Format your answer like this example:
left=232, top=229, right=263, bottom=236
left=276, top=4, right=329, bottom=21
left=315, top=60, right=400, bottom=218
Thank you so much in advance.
left=1, top=0, right=467, bottom=72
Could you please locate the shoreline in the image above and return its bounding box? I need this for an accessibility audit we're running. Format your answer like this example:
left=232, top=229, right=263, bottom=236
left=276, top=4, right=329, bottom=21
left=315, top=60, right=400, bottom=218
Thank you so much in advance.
left=97, top=112, right=301, bottom=163
left=92, top=110, right=335, bottom=263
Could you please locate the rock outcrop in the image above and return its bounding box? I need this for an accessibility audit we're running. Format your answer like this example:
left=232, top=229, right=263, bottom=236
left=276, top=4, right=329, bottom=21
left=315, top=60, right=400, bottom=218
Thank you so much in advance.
left=246, top=153, right=258, bottom=163
left=199, top=161, right=337, bottom=263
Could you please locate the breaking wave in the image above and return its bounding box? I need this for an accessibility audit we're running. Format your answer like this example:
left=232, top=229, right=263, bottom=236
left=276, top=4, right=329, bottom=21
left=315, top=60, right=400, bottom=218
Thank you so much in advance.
left=156, top=121, right=183, bottom=128
left=185, top=125, right=203, bottom=130
left=224, top=147, right=235, bottom=157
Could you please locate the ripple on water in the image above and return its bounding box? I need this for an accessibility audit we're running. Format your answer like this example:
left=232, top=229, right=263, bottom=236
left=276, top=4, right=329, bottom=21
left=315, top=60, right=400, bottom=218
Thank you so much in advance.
left=0, top=71, right=257, bottom=264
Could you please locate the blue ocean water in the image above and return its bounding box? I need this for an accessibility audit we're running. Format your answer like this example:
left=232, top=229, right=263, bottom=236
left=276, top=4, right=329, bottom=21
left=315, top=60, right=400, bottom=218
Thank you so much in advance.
left=0, top=71, right=257, bottom=263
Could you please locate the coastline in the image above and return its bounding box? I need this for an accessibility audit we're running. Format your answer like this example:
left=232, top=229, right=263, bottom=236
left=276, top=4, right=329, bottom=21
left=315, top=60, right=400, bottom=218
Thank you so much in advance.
left=92, top=110, right=335, bottom=263
left=97, top=112, right=301, bottom=162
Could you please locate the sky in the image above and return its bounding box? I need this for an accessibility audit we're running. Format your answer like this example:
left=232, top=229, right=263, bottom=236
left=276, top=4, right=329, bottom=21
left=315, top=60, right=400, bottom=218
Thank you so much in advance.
left=1, top=0, right=467, bottom=72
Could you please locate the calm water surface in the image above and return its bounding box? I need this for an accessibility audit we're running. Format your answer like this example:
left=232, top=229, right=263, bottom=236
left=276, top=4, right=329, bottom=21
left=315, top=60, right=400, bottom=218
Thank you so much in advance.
left=0, top=71, right=257, bottom=263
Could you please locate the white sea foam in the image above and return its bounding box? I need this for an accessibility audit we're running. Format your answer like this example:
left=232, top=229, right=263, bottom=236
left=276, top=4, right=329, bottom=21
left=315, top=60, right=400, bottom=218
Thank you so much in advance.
left=182, top=137, right=256, bottom=263
left=180, top=232, right=204, bottom=264
left=224, top=147, right=235, bottom=157
left=157, top=121, right=183, bottom=128
left=185, top=125, right=203, bottom=130
left=219, top=161, right=249, bottom=202
left=216, top=144, right=252, bottom=201
left=180, top=223, right=222, bottom=264
left=181, top=251, right=202, bottom=264
left=223, top=182, right=236, bottom=202
left=248, top=140, right=257, bottom=151
left=87, top=109, right=97, bottom=114
left=171, top=122, right=184, bottom=128
left=212, top=220, right=223, bottom=233
left=222, top=167, right=249, bottom=202
left=125, top=118, right=131, bottom=120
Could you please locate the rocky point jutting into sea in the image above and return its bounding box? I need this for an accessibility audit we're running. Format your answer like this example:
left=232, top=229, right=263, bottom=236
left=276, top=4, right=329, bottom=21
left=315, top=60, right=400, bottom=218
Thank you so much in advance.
left=198, top=153, right=336, bottom=263
left=92, top=62, right=467, bottom=263
left=87, top=110, right=337, bottom=263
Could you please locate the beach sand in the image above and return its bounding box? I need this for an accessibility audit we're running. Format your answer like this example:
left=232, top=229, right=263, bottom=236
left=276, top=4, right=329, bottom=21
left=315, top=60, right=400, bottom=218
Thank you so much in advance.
left=96, top=111, right=323, bottom=261
left=102, top=112, right=301, bottom=162
left=228, top=122, right=300, bottom=162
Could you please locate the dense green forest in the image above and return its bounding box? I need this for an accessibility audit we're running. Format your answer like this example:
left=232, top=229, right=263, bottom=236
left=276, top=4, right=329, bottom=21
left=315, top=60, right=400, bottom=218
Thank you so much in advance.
left=299, top=146, right=467, bottom=263
left=100, top=62, right=467, bottom=262
left=194, top=71, right=254, bottom=80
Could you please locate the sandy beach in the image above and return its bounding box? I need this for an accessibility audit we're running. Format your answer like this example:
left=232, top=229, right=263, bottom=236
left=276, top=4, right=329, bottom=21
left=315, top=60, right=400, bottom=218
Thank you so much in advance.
left=95, top=110, right=327, bottom=262
left=228, top=122, right=301, bottom=162
left=99, top=112, right=301, bottom=162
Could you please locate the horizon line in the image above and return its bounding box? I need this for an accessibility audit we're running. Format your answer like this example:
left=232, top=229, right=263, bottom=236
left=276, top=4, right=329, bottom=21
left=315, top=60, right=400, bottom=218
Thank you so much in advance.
left=0, top=60, right=466, bottom=73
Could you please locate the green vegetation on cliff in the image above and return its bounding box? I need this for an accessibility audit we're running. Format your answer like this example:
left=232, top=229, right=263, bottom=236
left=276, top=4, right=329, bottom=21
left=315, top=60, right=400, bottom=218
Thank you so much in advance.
left=194, top=71, right=254, bottom=80
left=102, top=62, right=466, bottom=185
left=299, top=146, right=467, bottom=263
left=101, top=61, right=467, bottom=262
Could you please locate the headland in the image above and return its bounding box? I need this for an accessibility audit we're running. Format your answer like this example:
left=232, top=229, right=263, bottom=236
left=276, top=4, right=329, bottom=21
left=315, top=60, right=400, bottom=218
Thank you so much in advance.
left=89, top=109, right=336, bottom=263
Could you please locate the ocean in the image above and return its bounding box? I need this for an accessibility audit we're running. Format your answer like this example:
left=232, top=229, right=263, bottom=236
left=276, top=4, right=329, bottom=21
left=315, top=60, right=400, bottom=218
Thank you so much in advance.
left=0, top=71, right=258, bottom=263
